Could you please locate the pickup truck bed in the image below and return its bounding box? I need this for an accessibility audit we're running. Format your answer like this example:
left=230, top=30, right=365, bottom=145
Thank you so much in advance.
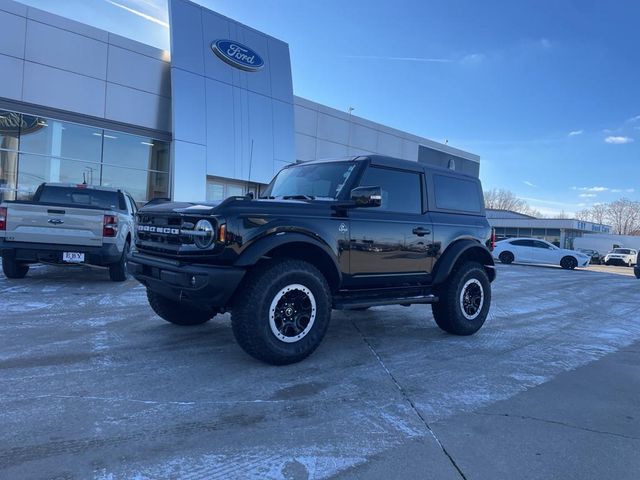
left=0, top=183, right=136, bottom=281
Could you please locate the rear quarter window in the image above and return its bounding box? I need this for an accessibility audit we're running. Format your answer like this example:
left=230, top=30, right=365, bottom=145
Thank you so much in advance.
left=433, top=174, right=482, bottom=213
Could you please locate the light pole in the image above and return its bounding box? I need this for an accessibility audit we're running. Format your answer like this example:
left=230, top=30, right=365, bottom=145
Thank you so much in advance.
left=347, top=106, right=355, bottom=151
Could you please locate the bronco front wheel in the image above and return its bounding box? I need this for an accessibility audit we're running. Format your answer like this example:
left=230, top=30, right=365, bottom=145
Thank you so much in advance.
left=231, top=259, right=331, bottom=365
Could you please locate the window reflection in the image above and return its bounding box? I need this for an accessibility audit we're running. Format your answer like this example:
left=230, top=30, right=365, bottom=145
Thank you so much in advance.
left=0, top=108, right=171, bottom=202
left=101, top=165, right=169, bottom=202
left=16, top=155, right=101, bottom=199
left=103, top=130, right=170, bottom=172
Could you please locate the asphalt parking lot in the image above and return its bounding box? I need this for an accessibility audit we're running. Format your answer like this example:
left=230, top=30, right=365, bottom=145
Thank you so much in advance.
left=1, top=262, right=640, bottom=479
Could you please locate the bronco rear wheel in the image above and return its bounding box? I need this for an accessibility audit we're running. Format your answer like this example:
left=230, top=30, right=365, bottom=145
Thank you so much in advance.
left=432, top=261, right=491, bottom=336
left=231, top=259, right=331, bottom=365
left=147, top=290, right=214, bottom=326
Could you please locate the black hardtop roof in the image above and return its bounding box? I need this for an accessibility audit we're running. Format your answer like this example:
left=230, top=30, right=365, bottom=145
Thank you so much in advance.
left=300, top=155, right=478, bottom=179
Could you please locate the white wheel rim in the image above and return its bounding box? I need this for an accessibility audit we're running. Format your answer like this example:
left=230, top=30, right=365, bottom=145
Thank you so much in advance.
left=269, top=283, right=317, bottom=343
left=459, top=278, right=484, bottom=320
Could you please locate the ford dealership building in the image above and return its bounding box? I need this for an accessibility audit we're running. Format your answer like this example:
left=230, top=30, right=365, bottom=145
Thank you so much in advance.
left=0, top=0, right=480, bottom=203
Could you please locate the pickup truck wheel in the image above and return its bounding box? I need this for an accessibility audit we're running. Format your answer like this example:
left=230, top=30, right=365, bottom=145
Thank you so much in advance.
left=146, top=290, right=213, bottom=325
left=231, top=259, right=331, bottom=365
left=1, top=253, right=29, bottom=279
left=432, top=261, right=491, bottom=336
left=109, top=242, right=130, bottom=282
left=498, top=251, right=514, bottom=264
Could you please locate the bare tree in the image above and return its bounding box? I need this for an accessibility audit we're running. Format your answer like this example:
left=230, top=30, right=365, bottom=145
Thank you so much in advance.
left=483, top=188, right=541, bottom=217
left=606, top=199, right=640, bottom=235
left=576, top=204, right=608, bottom=225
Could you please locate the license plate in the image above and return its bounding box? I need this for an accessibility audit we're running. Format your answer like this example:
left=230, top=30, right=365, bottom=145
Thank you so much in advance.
left=63, top=252, right=85, bottom=263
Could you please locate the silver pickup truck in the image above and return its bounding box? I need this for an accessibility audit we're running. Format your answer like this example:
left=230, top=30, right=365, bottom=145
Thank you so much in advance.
left=0, top=183, right=136, bottom=281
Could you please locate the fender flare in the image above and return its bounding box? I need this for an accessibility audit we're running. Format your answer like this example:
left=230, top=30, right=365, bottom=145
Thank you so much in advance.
left=234, top=232, right=343, bottom=284
left=432, top=239, right=496, bottom=285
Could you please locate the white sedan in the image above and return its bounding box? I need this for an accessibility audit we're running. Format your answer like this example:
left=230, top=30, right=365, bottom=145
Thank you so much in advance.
left=493, top=238, right=591, bottom=270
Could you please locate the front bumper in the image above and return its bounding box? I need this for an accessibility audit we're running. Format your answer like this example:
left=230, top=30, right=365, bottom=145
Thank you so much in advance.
left=605, top=257, right=630, bottom=266
left=127, top=252, right=245, bottom=309
left=0, top=239, right=121, bottom=266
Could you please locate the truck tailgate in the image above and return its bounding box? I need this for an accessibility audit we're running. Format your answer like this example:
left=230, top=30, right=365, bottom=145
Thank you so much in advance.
left=5, top=203, right=104, bottom=247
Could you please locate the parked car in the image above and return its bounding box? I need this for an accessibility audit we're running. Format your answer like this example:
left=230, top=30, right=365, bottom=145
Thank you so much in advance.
left=493, top=237, right=590, bottom=269
left=128, top=155, right=496, bottom=365
left=0, top=183, right=136, bottom=281
left=603, top=248, right=638, bottom=267
left=577, top=248, right=603, bottom=265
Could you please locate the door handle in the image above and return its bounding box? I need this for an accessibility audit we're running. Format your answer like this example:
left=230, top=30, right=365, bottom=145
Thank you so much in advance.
left=412, top=227, right=431, bottom=236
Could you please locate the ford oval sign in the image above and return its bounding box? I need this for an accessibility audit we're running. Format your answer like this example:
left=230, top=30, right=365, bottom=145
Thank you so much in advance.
left=211, top=40, right=264, bottom=72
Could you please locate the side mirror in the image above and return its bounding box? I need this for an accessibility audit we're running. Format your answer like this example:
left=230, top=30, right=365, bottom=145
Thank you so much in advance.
left=350, top=186, right=382, bottom=208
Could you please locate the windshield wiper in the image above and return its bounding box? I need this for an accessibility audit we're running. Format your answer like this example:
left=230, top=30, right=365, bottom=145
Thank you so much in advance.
left=281, top=195, right=315, bottom=200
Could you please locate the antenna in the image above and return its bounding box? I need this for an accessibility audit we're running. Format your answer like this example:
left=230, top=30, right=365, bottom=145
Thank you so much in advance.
left=246, top=139, right=254, bottom=197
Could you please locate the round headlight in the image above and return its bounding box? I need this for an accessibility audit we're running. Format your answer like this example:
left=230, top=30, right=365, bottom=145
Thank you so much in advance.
left=194, top=219, right=214, bottom=249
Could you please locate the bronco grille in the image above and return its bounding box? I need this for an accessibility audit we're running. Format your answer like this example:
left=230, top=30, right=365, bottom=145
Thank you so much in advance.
left=135, top=214, right=216, bottom=253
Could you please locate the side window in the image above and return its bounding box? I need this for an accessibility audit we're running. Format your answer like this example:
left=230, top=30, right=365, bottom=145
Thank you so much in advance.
left=532, top=240, right=551, bottom=249
left=433, top=174, right=482, bottom=213
left=511, top=240, right=533, bottom=247
left=127, top=195, right=138, bottom=214
left=358, top=167, right=422, bottom=214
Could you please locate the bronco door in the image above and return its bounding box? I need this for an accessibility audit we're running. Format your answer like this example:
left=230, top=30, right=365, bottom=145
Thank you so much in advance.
left=348, top=165, right=433, bottom=287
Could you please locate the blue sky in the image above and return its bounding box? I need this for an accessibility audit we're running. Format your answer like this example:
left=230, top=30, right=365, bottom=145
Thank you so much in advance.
left=18, top=0, right=640, bottom=215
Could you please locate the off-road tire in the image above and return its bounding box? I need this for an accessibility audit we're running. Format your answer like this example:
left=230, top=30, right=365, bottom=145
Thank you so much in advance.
left=560, top=256, right=577, bottom=270
left=231, top=259, right=332, bottom=365
left=147, top=290, right=213, bottom=326
left=109, top=241, right=130, bottom=282
left=432, top=261, right=491, bottom=336
left=498, top=251, right=514, bottom=264
left=1, top=252, right=29, bottom=279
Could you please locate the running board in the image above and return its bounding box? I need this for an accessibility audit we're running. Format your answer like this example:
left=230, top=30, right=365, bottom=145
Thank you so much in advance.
left=333, top=294, right=438, bottom=310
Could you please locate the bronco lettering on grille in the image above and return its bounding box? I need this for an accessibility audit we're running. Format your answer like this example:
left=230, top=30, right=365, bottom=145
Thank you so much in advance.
left=138, top=225, right=180, bottom=235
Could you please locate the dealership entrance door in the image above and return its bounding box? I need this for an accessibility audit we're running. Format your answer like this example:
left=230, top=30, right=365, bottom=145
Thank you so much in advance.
left=206, top=177, right=265, bottom=201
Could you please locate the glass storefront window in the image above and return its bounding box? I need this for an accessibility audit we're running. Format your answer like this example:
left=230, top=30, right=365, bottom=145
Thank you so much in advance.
left=16, top=154, right=102, bottom=199
left=0, top=150, right=18, bottom=201
left=102, top=130, right=170, bottom=173
left=207, top=182, right=225, bottom=201
left=101, top=165, right=169, bottom=203
left=1, top=108, right=170, bottom=202
left=19, top=118, right=102, bottom=163
left=0, top=110, right=20, bottom=152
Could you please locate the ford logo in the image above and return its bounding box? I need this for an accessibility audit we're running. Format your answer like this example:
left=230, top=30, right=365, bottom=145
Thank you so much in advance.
left=211, top=40, right=264, bottom=72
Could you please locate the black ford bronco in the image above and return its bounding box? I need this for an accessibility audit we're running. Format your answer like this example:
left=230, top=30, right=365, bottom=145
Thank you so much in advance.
left=128, top=155, right=496, bottom=365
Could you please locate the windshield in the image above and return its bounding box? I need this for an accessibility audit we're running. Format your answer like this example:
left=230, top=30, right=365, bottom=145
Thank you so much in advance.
left=612, top=248, right=633, bottom=254
left=261, top=162, right=357, bottom=200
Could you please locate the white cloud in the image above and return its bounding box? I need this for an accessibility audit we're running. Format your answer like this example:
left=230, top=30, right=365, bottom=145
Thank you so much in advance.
left=342, top=55, right=454, bottom=63
left=104, top=0, right=169, bottom=27
left=523, top=181, right=536, bottom=187
left=568, top=130, right=583, bottom=137
left=539, top=38, right=552, bottom=48
left=460, top=53, right=485, bottom=65
left=579, top=193, right=596, bottom=198
left=611, top=188, right=636, bottom=193
left=576, top=186, right=609, bottom=192
left=605, top=136, right=634, bottom=144
left=626, top=114, right=640, bottom=123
